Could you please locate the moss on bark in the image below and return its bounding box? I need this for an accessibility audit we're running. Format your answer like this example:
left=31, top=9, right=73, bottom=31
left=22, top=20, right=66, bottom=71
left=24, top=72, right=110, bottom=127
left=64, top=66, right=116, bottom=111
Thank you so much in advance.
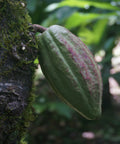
left=0, top=0, right=38, bottom=143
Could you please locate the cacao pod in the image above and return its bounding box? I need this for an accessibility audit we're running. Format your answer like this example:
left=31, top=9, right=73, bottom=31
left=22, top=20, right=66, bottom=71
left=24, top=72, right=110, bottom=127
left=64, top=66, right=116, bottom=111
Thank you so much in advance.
left=36, top=25, right=102, bottom=120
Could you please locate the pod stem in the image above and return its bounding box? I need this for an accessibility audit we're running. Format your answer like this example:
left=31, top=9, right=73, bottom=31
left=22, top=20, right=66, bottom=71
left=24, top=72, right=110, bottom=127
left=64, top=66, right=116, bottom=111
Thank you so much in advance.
left=32, top=24, right=47, bottom=33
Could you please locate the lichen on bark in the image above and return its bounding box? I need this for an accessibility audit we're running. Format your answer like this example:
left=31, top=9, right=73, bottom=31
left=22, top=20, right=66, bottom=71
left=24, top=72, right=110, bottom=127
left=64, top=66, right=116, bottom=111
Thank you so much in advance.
left=0, top=0, right=38, bottom=143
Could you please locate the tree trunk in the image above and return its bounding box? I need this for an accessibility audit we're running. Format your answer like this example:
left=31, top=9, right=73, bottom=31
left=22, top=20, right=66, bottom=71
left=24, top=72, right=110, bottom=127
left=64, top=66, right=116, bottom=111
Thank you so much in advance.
left=0, top=0, right=37, bottom=143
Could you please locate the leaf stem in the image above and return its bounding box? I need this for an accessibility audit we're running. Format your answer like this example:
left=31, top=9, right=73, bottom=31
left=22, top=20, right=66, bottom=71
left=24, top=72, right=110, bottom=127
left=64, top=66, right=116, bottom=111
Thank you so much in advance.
left=32, top=24, right=47, bottom=33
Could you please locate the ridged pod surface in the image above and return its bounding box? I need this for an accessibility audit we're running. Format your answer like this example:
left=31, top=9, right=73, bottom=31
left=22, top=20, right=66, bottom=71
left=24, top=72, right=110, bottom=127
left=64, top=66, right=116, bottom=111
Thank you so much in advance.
left=36, top=25, right=102, bottom=120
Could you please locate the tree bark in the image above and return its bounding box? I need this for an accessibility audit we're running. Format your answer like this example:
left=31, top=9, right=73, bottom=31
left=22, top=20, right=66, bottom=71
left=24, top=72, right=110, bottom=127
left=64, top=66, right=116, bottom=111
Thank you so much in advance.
left=0, top=0, right=37, bottom=143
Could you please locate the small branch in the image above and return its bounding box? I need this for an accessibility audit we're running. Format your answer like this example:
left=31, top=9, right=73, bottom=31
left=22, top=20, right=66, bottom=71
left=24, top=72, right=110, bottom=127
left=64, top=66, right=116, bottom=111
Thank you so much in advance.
left=32, top=24, right=47, bottom=33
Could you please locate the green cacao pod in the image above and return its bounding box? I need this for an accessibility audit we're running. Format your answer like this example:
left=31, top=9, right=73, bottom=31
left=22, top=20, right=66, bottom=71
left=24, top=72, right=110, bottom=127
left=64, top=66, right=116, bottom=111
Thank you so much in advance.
left=36, top=25, right=102, bottom=120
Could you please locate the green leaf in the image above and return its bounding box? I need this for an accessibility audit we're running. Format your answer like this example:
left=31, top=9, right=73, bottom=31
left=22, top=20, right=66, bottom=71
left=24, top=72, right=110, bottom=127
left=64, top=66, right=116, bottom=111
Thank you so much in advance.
left=34, top=58, right=39, bottom=64
left=33, top=104, right=47, bottom=114
left=93, top=19, right=108, bottom=43
left=103, top=37, right=115, bottom=52
left=42, top=7, right=78, bottom=27
left=45, top=3, right=59, bottom=12
left=41, top=14, right=58, bottom=27
left=26, top=0, right=37, bottom=12
left=78, top=19, right=108, bottom=45
left=65, top=12, right=100, bottom=28
left=65, top=12, right=116, bottom=29
left=59, top=0, right=119, bottom=11
left=48, top=102, right=72, bottom=119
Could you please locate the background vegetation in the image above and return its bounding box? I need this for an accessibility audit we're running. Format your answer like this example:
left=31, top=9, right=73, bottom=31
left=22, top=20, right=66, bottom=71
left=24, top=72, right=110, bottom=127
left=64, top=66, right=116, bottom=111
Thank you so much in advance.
left=25, top=0, right=120, bottom=143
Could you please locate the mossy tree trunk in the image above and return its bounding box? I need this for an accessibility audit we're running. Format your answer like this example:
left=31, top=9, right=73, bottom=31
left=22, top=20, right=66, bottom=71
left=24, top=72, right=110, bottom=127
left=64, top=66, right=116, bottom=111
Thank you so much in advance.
left=0, top=0, right=38, bottom=143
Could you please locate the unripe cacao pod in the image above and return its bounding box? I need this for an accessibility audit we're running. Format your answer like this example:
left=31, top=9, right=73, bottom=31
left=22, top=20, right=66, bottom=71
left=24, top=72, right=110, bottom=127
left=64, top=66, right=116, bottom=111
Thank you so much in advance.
left=36, top=25, right=102, bottom=120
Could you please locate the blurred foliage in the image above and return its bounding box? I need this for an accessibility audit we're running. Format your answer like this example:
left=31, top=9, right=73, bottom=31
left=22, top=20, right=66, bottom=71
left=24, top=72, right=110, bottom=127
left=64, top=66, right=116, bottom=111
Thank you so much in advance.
left=33, top=77, right=72, bottom=119
left=25, top=0, right=120, bottom=143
